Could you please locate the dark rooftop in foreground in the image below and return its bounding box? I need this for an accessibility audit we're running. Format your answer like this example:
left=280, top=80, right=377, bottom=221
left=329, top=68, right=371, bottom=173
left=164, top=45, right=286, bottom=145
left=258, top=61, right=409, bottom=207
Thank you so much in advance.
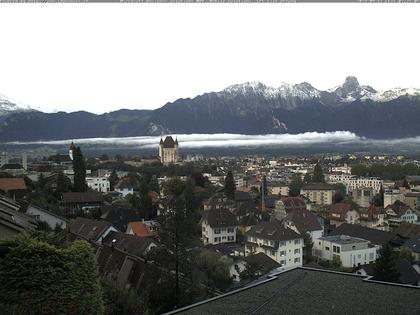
left=167, top=267, right=420, bottom=315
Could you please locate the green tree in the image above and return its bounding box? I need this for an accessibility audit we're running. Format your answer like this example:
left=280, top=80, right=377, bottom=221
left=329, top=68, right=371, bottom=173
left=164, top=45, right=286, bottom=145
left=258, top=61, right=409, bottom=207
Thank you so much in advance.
left=303, top=233, right=314, bottom=264
left=102, top=273, right=142, bottom=315
left=56, top=171, right=71, bottom=193
left=224, top=171, right=236, bottom=200
left=72, top=146, right=88, bottom=192
left=147, top=178, right=201, bottom=310
left=399, top=247, right=415, bottom=264
left=0, top=234, right=104, bottom=314
left=312, top=163, right=325, bottom=183
left=108, top=169, right=119, bottom=191
left=289, top=174, right=303, bottom=197
left=333, top=183, right=347, bottom=204
left=261, top=175, right=268, bottom=196
left=372, top=185, right=384, bottom=207
left=330, top=255, right=342, bottom=270
left=374, top=243, right=400, bottom=283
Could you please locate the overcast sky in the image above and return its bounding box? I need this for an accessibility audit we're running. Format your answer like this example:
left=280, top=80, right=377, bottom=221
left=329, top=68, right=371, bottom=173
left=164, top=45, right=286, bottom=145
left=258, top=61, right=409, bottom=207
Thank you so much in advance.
left=0, top=4, right=419, bottom=114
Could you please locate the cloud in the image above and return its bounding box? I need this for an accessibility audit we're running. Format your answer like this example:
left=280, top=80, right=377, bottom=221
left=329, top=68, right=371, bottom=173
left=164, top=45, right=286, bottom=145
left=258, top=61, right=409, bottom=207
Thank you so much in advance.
left=6, top=131, right=364, bottom=149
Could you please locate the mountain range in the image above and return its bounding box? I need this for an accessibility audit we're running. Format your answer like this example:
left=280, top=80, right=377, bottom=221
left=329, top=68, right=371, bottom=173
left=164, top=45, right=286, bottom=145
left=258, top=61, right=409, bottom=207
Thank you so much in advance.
left=1, top=76, right=420, bottom=142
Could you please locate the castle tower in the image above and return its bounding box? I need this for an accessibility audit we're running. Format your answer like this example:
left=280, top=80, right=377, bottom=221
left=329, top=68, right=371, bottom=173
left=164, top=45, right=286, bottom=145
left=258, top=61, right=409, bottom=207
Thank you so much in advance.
left=158, top=136, right=180, bottom=165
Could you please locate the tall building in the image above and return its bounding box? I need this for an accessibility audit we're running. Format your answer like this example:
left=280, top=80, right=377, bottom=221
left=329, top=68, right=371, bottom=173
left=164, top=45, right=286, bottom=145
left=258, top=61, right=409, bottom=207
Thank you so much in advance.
left=158, top=136, right=180, bottom=165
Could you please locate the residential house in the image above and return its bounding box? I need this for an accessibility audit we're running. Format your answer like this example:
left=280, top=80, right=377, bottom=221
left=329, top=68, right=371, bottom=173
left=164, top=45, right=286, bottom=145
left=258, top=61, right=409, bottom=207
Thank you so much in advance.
left=384, top=189, right=405, bottom=208
left=25, top=204, right=68, bottom=229
left=86, top=176, right=110, bottom=193
left=385, top=201, right=418, bottom=229
left=0, top=178, right=27, bottom=199
left=102, top=231, right=158, bottom=258
left=201, top=207, right=238, bottom=245
left=100, top=205, right=144, bottom=232
left=354, top=259, right=420, bottom=286
left=329, top=223, right=397, bottom=247
left=114, top=178, right=134, bottom=197
left=313, top=235, right=377, bottom=268
left=245, top=221, right=303, bottom=267
left=0, top=197, right=36, bottom=238
left=358, top=205, right=386, bottom=229
left=323, top=203, right=360, bottom=227
left=404, top=192, right=420, bottom=211
left=283, top=208, right=323, bottom=240
left=230, top=252, right=281, bottom=282
left=126, top=221, right=157, bottom=238
left=61, top=191, right=104, bottom=214
left=267, top=181, right=289, bottom=196
left=69, top=217, right=118, bottom=244
left=300, top=183, right=335, bottom=205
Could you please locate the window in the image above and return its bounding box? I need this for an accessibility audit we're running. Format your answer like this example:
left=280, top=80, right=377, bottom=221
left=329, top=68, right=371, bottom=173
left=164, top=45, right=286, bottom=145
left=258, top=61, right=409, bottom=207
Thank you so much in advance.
left=228, top=236, right=234, bottom=241
left=280, top=251, right=286, bottom=256
left=227, top=227, right=234, bottom=233
left=269, top=240, right=274, bottom=246
left=325, top=246, right=330, bottom=251
left=336, top=247, right=340, bottom=253
left=333, top=245, right=337, bottom=253
left=222, top=236, right=226, bottom=240
left=214, top=237, right=221, bottom=242
left=271, top=250, right=276, bottom=256
left=294, top=248, right=300, bottom=254
left=294, top=239, right=300, bottom=245
left=294, top=257, right=300, bottom=263
left=279, top=241, right=286, bottom=247
left=280, top=260, right=286, bottom=265
left=214, top=228, right=221, bottom=234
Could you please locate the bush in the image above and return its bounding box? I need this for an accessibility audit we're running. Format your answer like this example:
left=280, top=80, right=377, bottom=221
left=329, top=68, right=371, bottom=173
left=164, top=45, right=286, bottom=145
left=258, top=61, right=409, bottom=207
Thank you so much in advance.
left=0, top=234, right=104, bottom=315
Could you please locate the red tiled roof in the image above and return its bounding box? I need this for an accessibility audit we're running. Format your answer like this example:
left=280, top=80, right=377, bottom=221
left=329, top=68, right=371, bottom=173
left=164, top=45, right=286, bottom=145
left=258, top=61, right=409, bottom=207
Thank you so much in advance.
left=0, top=178, right=27, bottom=191
left=127, top=221, right=156, bottom=238
left=324, top=203, right=353, bottom=221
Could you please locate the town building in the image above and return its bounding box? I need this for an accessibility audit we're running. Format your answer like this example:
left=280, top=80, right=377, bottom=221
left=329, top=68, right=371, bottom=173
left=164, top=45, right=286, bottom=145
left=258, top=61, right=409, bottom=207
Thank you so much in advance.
left=313, top=235, right=377, bottom=268
left=86, top=176, right=110, bottom=193
left=201, top=207, right=238, bottom=245
left=384, top=189, right=405, bottom=208
left=114, top=178, right=134, bottom=197
left=323, top=203, right=360, bottom=227
left=26, top=204, right=68, bottom=230
left=245, top=221, right=303, bottom=267
left=69, top=217, right=118, bottom=245
left=385, top=201, right=418, bottom=228
left=159, top=136, right=180, bottom=165
left=283, top=208, right=323, bottom=240
left=300, top=183, right=335, bottom=205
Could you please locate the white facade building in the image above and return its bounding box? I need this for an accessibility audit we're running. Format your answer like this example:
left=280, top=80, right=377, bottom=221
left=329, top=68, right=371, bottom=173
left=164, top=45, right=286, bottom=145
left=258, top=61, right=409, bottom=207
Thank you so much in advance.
left=245, top=221, right=303, bottom=268
left=313, top=235, right=377, bottom=268
left=384, top=189, right=405, bottom=208
left=86, top=177, right=110, bottom=193
left=201, top=208, right=238, bottom=245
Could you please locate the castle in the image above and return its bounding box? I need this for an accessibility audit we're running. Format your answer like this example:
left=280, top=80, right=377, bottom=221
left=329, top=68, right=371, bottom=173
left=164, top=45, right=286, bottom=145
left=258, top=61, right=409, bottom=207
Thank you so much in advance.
left=159, top=136, right=180, bottom=165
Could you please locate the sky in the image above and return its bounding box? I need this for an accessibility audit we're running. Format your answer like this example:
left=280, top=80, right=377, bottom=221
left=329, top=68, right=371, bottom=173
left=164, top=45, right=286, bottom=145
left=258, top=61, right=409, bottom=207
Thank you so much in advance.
left=0, top=4, right=419, bottom=114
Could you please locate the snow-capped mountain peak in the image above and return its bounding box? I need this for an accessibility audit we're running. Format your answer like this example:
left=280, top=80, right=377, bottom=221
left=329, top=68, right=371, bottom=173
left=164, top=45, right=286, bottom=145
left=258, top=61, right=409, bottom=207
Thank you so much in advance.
left=221, top=81, right=320, bottom=100
left=330, top=76, right=377, bottom=102
left=0, top=93, right=33, bottom=116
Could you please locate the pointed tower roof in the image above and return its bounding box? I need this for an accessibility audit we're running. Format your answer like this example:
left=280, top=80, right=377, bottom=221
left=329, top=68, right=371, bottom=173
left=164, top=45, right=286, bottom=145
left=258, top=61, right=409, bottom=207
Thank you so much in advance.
left=175, top=137, right=178, bottom=145
left=160, top=137, right=163, bottom=145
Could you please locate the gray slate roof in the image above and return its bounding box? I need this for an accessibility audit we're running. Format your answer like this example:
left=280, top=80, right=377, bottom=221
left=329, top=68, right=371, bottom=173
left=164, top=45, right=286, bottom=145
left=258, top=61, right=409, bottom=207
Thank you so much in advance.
left=246, top=221, right=301, bottom=242
left=328, top=223, right=396, bottom=246
left=203, top=208, right=238, bottom=228
left=169, top=268, right=420, bottom=315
